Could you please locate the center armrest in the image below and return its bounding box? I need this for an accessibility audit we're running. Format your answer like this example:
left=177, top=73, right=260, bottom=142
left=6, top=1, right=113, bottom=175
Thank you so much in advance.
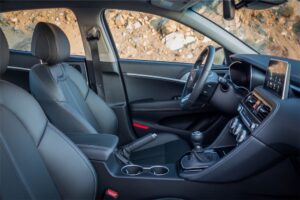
left=68, top=133, right=119, bottom=161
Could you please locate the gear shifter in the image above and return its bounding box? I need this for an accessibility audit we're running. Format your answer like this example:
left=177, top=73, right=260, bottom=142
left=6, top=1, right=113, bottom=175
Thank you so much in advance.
left=180, top=131, right=220, bottom=170
left=191, top=131, right=204, bottom=152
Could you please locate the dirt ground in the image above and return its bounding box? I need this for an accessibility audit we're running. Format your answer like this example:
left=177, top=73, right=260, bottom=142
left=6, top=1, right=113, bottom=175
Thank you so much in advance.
left=0, top=1, right=299, bottom=61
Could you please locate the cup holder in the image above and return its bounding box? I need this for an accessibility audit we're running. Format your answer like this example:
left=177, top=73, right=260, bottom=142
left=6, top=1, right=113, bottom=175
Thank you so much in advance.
left=121, top=165, right=143, bottom=176
left=149, top=166, right=169, bottom=176
left=121, top=165, right=169, bottom=176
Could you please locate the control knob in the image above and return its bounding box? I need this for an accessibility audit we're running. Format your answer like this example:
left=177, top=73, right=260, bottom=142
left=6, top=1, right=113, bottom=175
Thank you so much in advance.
left=230, top=118, right=239, bottom=134
left=237, top=130, right=248, bottom=143
left=233, top=124, right=243, bottom=136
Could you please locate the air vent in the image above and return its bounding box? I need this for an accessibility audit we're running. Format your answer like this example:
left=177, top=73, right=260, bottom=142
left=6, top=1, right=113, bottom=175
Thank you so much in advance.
left=256, top=105, right=271, bottom=121
left=245, top=95, right=258, bottom=108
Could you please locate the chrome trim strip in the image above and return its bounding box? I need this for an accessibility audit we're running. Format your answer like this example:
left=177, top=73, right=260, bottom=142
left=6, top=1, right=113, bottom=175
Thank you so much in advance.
left=291, top=84, right=300, bottom=93
left=7, top=66, right=30, bottom=71
left=180, top=72, right=190, bottom=81
left=125, top=73, right=186, bottom=84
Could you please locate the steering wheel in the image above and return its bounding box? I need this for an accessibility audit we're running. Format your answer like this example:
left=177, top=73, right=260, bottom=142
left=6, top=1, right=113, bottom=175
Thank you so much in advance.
left=180, top=45, right=216, bottom=109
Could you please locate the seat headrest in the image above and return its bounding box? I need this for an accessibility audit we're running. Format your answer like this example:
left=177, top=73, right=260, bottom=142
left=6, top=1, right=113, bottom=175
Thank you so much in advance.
left=0, top=28, right=9, bottom=75
left=31, top=22, right=70, bottom=65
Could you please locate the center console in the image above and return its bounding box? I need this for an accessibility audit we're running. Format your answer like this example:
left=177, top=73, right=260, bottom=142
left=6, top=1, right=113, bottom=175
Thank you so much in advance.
left=178, top=59, right=292, bottom=182
left=231, top=92, right=272, bottom=143
left=68, top=87, right=292, bottom=199
left=178, top=92, right=274, bottom=172
left=66, top=58, right=299, bottom=199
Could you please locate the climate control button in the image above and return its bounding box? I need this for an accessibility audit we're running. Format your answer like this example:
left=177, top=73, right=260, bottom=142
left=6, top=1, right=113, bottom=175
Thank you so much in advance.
left=233, top=124, right=243, bottom=136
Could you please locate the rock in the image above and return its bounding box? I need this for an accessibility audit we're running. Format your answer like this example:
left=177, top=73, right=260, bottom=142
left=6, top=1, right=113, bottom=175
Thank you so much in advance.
left=165, top=32, right=185, bottom=50
left=161, top=21, right=177, bottom=35
left=133, top=21, right=141, bottom=29
left=150, top=18, right=166, bottom=31
left=202, top=36, right=212, bottom=43
left=126, top=23, right=133, bottom=30
left=186, top=53, right=193, bottom=59
left=278, top=17, right=286, bottom=25
left=281, top=31, right=287, bottom=36
left=164, top=32, right=196, bottom=51
left=115, top=14, right=125, bottom=26
left=183, top=36, right=196, bottom=45
left=11, top=18, right=18, bottom=23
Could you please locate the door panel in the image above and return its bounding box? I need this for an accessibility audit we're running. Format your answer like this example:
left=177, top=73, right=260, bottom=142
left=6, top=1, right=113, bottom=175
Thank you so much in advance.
left=119, top=59, right=229, bottom=145
left=121, top=59, right=227, bottom=102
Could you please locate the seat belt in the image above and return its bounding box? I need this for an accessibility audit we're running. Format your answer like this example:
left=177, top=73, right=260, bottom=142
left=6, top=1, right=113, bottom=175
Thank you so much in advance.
left=86, top=26, right=105, bottom=97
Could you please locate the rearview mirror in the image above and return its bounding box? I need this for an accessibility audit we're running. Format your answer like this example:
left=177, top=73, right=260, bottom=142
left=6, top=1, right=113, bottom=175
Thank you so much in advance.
left=240, top=0, right=287, bottom=10
left=223, top=0, right=287, bottom=20
left=223, top=0, right=235, bottom=21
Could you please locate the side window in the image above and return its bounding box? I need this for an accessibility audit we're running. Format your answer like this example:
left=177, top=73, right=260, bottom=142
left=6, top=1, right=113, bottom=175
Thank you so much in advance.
left=0, top=8, right=85, bottom=56
left=105, top=9, right=223, bottom=64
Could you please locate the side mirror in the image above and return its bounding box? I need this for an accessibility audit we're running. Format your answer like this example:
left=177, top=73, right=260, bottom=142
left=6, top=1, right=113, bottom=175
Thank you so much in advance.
left=223, top=0, right=235, bottom=21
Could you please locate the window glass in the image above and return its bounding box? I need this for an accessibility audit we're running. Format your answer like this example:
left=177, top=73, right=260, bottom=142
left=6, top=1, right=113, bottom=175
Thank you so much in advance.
left=195, top=0, right=300, bottom=60
left=0, top=8, right=85, bottom=55
left=105, top=9, right=222, bottom=63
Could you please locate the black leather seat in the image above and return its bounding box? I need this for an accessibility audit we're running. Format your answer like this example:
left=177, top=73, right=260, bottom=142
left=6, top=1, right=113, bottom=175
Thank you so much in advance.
left=0, top=29, right=97, bottom=199
left=29, top=22, right=190, bottom=165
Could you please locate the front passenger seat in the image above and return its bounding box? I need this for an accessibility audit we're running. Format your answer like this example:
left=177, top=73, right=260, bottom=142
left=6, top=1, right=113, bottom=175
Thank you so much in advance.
left=29, top=22, right=190, bottom=164
left=0, top=28, right=97, bottom=200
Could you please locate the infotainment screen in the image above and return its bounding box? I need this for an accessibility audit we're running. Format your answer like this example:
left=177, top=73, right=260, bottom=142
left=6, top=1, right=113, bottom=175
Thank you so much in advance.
left=264, top=59, right=291, bottom=99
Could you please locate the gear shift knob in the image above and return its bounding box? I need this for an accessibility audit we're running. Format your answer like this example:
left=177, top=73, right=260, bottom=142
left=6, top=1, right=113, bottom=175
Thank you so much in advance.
left=191, top=131, right=204, bottom=152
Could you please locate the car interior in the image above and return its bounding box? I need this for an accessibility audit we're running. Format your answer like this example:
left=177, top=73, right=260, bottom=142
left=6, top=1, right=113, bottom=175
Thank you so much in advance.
left=0, top=0, right=299, bottom=200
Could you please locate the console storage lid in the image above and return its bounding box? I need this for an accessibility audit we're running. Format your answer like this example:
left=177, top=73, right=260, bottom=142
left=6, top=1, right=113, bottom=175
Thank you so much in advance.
left=68, top=133, right=119, bottom=161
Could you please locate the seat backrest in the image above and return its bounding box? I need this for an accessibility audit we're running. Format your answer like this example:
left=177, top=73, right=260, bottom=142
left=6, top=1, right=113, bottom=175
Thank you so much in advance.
left=0, top=29, right=97, bottom=200
left=30, top=22, right=118, bottom=135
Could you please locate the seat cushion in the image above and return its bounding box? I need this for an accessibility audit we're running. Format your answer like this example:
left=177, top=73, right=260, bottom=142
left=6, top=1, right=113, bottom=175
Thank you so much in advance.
left=130, top=133, right=190, bottom=165
left=0, top=79, right=97, bottom=200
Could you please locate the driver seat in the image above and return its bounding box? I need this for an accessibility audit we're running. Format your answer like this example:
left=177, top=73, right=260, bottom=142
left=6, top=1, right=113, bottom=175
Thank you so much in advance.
left=29, top=22, right=190, bottom=164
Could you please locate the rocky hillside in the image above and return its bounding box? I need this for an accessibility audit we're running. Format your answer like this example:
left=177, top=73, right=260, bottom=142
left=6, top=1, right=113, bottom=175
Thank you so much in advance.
left=198, top=0, right=300, bottom=60
left=0, top=9, right=84, bottom=55
left=105, top=9, right=217, bottom=63
left=0, top=1, right=299, bottom=61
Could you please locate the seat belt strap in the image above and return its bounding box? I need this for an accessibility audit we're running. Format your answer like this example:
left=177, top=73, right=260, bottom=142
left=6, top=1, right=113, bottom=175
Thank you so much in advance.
left=86, top=27, right=105, bottom=97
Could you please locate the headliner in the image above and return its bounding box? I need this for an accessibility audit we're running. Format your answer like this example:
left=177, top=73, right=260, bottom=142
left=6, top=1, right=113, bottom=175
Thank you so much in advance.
left=0, top=0, right=150, bottom=12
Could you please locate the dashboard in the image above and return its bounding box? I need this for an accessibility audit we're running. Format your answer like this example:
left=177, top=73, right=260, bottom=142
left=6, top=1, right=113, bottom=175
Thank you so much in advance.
left=225, top=54, right=300, bottom=153
left=229, top=60, right=265, bottom=91
left=229, top=54, right=300, bottom=98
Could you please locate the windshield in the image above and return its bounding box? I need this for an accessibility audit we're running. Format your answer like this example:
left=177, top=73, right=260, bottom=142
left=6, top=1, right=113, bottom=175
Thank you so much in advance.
left=194, top=0, right=300, bottom=60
